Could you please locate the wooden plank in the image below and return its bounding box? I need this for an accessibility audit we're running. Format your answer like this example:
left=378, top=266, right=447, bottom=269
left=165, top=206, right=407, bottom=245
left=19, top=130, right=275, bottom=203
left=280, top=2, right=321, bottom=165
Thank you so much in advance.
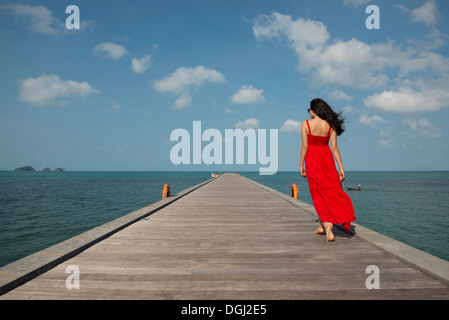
left=1, top=173, right=448, bottom=300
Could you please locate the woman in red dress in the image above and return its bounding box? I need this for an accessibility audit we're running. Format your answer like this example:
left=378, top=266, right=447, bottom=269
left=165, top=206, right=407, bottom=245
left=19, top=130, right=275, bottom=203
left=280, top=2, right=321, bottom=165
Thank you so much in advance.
left=299, top=98, right=356, bottom=242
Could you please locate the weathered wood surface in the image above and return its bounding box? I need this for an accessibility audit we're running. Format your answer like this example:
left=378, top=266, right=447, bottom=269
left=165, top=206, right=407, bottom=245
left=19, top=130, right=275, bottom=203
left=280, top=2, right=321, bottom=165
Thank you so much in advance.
left=1, top=173, right=448, bottom=299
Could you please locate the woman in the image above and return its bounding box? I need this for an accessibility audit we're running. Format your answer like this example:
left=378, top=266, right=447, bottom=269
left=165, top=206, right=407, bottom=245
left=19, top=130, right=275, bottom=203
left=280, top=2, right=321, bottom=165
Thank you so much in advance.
left=299, top=98, right=356, bottom=242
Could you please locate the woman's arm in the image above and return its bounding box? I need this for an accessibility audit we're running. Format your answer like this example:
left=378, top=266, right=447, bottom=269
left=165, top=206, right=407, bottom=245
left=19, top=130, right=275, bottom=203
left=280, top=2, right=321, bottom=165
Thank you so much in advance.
left=329, top=130, right=345, bottom=182
left=299, top=121, right=308, bottom=177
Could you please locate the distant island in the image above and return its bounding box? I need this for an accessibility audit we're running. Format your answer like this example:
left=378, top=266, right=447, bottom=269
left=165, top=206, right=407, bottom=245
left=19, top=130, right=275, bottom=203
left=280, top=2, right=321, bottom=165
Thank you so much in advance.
left=14, top=166, right=35, bottom=171
left=14, top=166, right=65, bottom=172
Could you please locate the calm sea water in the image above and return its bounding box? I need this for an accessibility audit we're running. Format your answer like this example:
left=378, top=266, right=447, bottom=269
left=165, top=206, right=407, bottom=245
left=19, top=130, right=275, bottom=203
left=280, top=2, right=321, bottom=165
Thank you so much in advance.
left=0, top=171, right=448, bottom=267
left=0, top=171, right=210, bottom=267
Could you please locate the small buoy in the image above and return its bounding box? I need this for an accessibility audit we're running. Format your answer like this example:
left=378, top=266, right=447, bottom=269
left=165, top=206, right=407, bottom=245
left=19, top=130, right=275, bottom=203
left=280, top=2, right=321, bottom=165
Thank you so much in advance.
left=162, top=184, right=171, bottom=199
left=291, top=184, right=298, bottom=199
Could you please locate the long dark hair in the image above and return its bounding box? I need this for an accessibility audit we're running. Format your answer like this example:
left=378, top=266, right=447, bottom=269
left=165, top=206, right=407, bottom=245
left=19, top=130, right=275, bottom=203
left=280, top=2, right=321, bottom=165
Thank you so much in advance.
left=309, top=98, right=345, bottom=136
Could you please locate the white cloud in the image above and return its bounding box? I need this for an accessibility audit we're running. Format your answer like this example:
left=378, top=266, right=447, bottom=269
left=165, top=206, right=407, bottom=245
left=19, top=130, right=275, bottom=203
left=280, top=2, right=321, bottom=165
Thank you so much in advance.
left=224, top=108, right=236, bottom=114
left=235, top=118, right=260, bottom=130
left=378, top=139, right=394, bottom=148
left=377, top=132, right=394, bottom=148
left=359, top=114, right=386, bottom=127
left=252, top=11, right=449, bottom=99
left=397, top=50, right=449, bottom=75
left=328, top=89, right=353, bottom=101
left=411, top=0, right=438, bottom=26
left=364, top=87, right=449, bottom=114
left=403, top=118, right=441, bottom=138
left=96, top=145, right=108, bottom=151
left=131, top=55, right=151, bottom=74
left=93, top=42, right=129, bottom=60
left=229, top=85, right=265, bottom=104
left=280, top=119, right=301, bottom=132
left=396, top=1, right=443, bottom=49
left=1, top=3, right=62, bottom=35
left=154, top=66, right=226, bottom=94
left=18, top=74, right=100, bottom=106
left=253, top=12, right=330, bottom=52
left=0, top=3, right=94, bottom=35
left=154, top=66, right=226, bottom=109
left=173, top=92, right=192, bottom=109
left=111, top=100, right=121, bottom=110
left=343, top=0, right=370, bottom=7
left=253, top=12, right=391, bottom=89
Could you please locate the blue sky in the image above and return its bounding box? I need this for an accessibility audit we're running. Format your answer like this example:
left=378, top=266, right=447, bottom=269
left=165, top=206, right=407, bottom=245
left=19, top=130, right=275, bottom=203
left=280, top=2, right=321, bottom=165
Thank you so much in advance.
left=1, top=0, right=448, bottom=172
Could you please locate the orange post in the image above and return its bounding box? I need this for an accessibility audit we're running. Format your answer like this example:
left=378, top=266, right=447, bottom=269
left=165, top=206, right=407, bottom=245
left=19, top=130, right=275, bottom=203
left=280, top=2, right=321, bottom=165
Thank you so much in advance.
left=291, top=184, right=298, bottom=199
left=162, top=184, right=171, bottom=199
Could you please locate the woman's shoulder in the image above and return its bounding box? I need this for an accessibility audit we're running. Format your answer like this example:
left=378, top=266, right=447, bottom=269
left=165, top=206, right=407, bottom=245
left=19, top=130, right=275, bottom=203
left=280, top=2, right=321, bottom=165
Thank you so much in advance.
left=301, top=120, right=309, bottom=134
left=302, top=119, right=311, bottom=128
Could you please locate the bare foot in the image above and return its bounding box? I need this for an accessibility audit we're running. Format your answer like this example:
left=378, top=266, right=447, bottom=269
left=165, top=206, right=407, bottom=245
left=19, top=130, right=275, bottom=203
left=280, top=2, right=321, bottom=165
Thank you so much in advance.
left=314, top=223, right=325, bottom=235
left=324, top=222, right=335, bottom=242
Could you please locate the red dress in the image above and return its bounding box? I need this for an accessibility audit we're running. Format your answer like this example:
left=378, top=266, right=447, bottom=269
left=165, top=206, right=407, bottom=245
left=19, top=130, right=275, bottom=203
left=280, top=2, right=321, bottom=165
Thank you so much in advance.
left=305, top=120, right=356, bottom=232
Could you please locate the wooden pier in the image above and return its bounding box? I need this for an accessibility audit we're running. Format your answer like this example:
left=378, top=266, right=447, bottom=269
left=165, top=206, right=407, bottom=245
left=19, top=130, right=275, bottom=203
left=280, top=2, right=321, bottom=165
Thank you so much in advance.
left=1, top=173, right=449, bottom=299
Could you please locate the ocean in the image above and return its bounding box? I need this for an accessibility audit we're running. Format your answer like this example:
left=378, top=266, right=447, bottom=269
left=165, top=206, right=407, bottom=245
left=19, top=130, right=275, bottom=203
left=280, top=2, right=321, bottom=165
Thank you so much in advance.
left=0, top=171, right=448, bottom=268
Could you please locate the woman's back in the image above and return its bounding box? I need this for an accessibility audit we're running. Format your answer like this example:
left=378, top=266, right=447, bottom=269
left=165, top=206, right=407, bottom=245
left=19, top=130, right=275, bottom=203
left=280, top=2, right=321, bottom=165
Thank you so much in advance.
left=306, top=118, right=331, bottom=136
